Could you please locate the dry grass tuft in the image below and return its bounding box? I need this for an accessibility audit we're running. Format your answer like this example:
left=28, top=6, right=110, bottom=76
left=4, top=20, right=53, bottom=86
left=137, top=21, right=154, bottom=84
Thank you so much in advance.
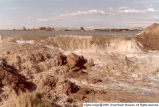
left=6, top=92, right=50, bottom=107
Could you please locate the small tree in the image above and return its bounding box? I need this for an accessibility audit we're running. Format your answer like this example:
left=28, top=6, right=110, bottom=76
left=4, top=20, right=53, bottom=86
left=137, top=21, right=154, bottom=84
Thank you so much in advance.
left=52, top=27, right=55, bottom=31
left=39, top=27, right=46, bottom=30
left=80, top=27, right=85, bottom=31
left=45, top=27, right=52, bottom=31
left=23, top=27, right=27, bottom=31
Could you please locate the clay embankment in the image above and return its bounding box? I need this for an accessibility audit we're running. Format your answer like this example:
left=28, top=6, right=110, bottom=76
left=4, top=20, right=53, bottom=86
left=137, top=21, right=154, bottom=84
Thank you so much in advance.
left=46, top=35, right=142, bottom=53
left=137, top=23, right=159, bottom=50
left=1, top=33, right=143, bottom=53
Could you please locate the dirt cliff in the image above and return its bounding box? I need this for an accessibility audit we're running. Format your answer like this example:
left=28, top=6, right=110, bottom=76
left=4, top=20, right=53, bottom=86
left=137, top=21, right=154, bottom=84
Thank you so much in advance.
left=138, top=23, right=159, bottom=36
left=137, top=23, right=159, bottom=50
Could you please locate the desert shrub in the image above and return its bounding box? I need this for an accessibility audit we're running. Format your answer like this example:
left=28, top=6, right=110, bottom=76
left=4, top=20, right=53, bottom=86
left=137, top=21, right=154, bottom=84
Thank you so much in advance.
left=9, top=92, right=51, bottom=107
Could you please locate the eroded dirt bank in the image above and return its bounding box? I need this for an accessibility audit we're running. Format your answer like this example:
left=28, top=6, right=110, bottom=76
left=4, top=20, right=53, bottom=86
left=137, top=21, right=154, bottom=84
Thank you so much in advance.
left=137, top=23, right=159, bottom=50
left=2, top=35, right=142, bottom=53
left=1, top=27, right=159, bottom=106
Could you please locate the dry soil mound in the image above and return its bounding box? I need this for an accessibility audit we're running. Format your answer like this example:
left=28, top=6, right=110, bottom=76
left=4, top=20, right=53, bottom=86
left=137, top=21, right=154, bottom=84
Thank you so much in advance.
left=137, top=23, right=159, bottom=50
left=138, top=23, right=159, bottom=36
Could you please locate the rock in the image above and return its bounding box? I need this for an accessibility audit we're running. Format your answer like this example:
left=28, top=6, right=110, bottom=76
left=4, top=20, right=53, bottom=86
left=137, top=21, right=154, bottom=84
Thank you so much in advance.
left=66, top=53, right=81, bottom=69
left=57, top=52, right=67, bottom=66
left=66, top=53, right=87, bottom=70
left=57, top=53, right=93, bottom=71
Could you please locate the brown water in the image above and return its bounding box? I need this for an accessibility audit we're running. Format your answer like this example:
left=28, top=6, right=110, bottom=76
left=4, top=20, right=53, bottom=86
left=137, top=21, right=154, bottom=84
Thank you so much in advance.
left=0, top=30, right=139, bottom=36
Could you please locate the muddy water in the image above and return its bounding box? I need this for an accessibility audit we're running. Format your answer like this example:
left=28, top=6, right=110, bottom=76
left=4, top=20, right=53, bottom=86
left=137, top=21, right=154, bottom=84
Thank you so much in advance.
left=0, top=30, right=139, bottom=36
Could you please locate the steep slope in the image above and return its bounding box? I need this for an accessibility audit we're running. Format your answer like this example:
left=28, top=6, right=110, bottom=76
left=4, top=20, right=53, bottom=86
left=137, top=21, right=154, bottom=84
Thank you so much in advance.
left=137, top=23, right=159, bottom=50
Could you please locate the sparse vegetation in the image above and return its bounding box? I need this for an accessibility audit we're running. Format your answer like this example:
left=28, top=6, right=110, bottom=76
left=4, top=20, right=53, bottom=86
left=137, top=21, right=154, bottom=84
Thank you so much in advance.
left=80, top=27, right=85, bottom=31
left=23, top=27, right=27, bottom=31
left=9, top=92, right=50, bottom=107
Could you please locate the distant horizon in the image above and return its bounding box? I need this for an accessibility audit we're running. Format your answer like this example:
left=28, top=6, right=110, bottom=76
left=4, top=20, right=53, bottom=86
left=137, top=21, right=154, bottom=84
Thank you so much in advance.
left=0, top=0, right=159, bottom=29
left=0, top=26, right=144, bottom=30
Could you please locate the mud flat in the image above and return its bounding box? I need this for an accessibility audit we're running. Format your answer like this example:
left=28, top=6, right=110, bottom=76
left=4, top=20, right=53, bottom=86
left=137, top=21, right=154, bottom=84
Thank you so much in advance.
left=0, top=24, right=159, bottom=106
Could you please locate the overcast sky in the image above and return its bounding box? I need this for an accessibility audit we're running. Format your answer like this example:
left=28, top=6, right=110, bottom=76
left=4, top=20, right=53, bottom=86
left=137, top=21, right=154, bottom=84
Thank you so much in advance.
left=0, top=0, right=159, bottom=29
